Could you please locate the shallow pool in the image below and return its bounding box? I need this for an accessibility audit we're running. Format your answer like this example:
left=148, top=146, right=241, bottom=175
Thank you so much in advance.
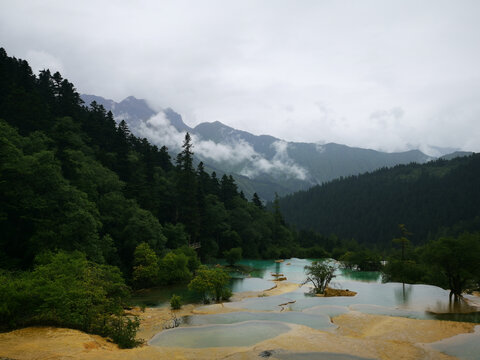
left=149, top=320, right=291, bottom=348
left=183, top=311, right=336, bottom=331
left=429, top=325, right=480, bottom=360
left=148, top=258, right=480, bottom=349
left=138, top=258, right=479, bottom=324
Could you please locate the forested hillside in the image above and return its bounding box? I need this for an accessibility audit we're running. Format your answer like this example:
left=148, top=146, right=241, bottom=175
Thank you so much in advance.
left=278, top=155, right=480, bottom=246
left=0, top=48, right=310, bottom=343
left=81, top=94, right=441, bottom=202
left=0, top=47, right=304, bottom=271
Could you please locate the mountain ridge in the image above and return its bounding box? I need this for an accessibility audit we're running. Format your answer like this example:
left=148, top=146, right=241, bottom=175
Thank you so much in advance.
left=81, top=94, right=469, bottom=200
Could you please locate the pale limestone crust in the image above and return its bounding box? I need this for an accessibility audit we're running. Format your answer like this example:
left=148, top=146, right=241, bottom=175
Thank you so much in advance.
left=0, top=284, right=476, bottom=360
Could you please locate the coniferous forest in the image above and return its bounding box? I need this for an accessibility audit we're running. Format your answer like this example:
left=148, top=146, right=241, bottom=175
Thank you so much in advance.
left=0, top=48, right=319, bottom=345
left=277, top=155, right=480, bottom=246
left=1, top=48, right=480, bottom=348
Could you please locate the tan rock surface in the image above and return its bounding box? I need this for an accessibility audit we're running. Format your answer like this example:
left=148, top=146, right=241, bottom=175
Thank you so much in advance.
left=1, top=314, right=471, bottom=360
left=0, top=284, right=476, bottom=360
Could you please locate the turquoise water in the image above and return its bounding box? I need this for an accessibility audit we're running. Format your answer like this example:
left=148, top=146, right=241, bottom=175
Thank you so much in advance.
left=230, top=277, right=273, bottom=292
left=222, top=259, right=478, bottom=321
left=149, top=320, right=291, bottom=348
left=148, top=258, right=480, bottom=349
left=130, top=274, right=272, bottom=307
left=134, top=258, right=479, bottom=322
left=130, top=283, right=203, bottom=307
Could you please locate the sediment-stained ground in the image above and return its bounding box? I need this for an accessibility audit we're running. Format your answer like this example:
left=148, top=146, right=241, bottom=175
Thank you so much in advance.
left=0, top=282, right=477, bottom=360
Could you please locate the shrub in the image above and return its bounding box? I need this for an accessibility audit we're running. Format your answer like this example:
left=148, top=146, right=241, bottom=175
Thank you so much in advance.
left=170, top=294, right=182, bottom=310
left=106, top=315, right=143, bottom=349
left=0, top=251, right=141, bottom=348
left=188, top=265, right=231, bottom=303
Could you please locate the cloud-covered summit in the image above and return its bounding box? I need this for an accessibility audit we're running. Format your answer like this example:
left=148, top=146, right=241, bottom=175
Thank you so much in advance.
left=81, top=93, right=464, bottom=200
left=137, top=112, right=310, bottom=181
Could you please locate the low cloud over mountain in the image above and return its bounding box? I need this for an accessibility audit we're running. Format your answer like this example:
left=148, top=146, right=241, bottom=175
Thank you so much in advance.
left=82, top=94, right=470, bottom=200
left=137, top=112, right=310, bottom=181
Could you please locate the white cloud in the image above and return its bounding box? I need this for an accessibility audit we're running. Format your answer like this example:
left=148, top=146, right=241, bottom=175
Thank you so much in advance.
left=137, top=114, right=309, bottom=180
left=193, top=138, right=256, bottom=165
left=1, top=0, right=480, bottom=152
left=25, top=50, right=64, bottom=74
left=137, top=112, right=186, bottom=151
left=240, top=141, right=309, bottom=180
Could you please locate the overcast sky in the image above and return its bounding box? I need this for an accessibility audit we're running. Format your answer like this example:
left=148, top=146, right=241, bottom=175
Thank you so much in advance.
left=1, top=0, right=479, bottom=154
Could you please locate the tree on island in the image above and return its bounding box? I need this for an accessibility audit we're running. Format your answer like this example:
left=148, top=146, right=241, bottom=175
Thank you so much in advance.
left=303, top=261, right=336, bottom=294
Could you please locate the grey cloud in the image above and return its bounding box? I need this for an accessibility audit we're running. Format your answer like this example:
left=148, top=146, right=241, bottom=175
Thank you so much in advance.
left=1, top=0, right=480, bottom=152
left=240, top=141, right=309, bottom=180
left=138, top=114, right=310, bottom=180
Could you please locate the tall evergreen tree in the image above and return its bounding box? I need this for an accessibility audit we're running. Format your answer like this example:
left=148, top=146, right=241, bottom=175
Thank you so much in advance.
left=175, top=133, right=199, bottom=241
left=252, top=192, right=263, bottom=208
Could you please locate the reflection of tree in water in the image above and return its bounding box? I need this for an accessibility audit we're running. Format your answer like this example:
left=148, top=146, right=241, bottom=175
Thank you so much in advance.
left=275, top=261, right=281, bottom=275
left=429, top=296, right=476, bottom=315
left=395, top=283, right=413, bottom=305
left=340, top=269, right=381, bottom=282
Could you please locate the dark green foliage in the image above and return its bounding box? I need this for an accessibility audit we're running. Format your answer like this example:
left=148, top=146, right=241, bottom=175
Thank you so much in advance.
left=0, top=47, right=305, bottom=273
left=174, top=245, right=201, bottom=273
left=424, top=233, right=480, bottom=296
left=158, top=251, right=192, bottom=284
left=170, top=294, right=182, bottom=310
left=382, top=259, right=429, bottom=285
left=175, top=133, right=199, bottom=239
left=106, top=314, right=142, bottom=349
left=224, top=247, right=242, bottom=266
left=252, top=192, right=263, bottom=208
left=382, top=232, right=480, bottom=296
left=188, top=265, right=232, bottom=302
left=0, top=251, right=140, bottom=348
left=278, top=155, right=480, bottom=246
left=132, top=243, right=160, bottom=289
left=339, top=250, right=382, bottom=271
left=0, top=46, right=317, bottom=349
left=163, top=223, right=189, bottom=249
left=0, top=120, right=104, bottom=266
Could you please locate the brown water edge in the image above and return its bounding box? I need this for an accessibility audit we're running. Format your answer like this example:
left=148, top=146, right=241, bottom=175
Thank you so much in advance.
left=0, top=282, right=477, bottom=360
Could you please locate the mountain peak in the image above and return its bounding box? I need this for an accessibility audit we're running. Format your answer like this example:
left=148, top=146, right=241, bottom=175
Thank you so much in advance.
left=81, top=94, right=156, bottom=128
left=163, top=108, right=192, bottom=133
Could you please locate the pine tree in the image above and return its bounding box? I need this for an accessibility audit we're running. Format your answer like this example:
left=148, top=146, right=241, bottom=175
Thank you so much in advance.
left=252, top=192, right=263, bottom=208
left=175, top=133, right=199, bottom=241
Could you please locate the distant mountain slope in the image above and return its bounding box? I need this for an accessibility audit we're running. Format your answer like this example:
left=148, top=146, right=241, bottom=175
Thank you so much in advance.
left=440, top=151, right=474, bottom=160
left=278, top=154, right=480, bottom=246
left=81, top=94, right=465, bottom=201
left=81, top=94, right=156, bottom=129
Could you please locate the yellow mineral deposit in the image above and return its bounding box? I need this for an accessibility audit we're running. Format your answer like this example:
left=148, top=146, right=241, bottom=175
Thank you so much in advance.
left=0, top=283, right=477, bottom=360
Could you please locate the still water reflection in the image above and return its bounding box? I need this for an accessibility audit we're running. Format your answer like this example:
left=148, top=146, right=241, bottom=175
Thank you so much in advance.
left=146, top=258, right=479, bottom=350
left=149, top=320, right=291, bottom=348
left=134, top=258, right=479, bottom=323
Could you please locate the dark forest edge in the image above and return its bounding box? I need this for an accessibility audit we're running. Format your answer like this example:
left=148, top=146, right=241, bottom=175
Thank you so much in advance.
left=1, top=48, right=479, bottom=347
left=277, top=152, right=480, bottom=246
